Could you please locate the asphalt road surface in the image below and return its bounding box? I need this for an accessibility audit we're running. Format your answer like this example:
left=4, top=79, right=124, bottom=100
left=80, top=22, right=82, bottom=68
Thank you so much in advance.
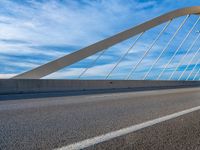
left=0, top=87, right=200, bottom=150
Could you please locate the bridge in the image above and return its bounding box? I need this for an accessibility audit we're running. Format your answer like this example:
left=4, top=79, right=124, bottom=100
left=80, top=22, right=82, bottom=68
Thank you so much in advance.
left=0, top=6, right=200, bottom=150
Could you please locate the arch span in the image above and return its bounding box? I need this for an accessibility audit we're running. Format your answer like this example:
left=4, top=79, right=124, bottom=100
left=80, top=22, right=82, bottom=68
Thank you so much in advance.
left=13, top=6, right=200, bottom=79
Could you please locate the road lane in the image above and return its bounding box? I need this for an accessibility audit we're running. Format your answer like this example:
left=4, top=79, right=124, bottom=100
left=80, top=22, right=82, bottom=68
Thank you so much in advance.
left=59, top=106, right=200, bottom=150
left=0, top=87, right=200, bottom=149
left=86, top=109, right=200, bottom=150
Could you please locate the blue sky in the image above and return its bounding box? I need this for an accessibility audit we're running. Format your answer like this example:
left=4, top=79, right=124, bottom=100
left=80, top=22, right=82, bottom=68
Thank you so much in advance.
left=0, top=0, right=200, bottom=80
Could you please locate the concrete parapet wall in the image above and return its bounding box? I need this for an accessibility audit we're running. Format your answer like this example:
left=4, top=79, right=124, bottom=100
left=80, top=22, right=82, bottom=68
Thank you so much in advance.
left=0, top=79, right=200, bottom=95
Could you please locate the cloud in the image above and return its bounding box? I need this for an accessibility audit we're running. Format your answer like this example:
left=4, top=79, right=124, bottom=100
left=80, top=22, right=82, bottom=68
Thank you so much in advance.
left=0, top=73, right=17, bottom=79
left=0, top=0, right=200, bottom=79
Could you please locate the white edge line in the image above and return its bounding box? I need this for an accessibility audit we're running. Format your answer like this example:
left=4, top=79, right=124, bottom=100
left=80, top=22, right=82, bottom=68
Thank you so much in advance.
left=54, top=105, right=200, bottom=150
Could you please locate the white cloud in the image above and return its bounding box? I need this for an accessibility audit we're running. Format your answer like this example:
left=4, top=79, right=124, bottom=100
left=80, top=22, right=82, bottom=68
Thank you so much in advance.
left=0, top=0, right=199, bottom=79
left=0, top=73, right=17, bottom=79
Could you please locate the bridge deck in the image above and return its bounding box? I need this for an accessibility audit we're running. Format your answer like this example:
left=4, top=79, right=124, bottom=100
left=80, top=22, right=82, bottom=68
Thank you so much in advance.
left=0, top=87, right=200, bottom=149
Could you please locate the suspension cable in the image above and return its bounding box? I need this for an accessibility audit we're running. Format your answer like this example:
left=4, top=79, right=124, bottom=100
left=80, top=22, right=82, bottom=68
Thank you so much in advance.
left=178, top=46, right=200, bottom=80
left=143, top=20, right=174, bottom=80
left=126, top=20, right=171, bottom=80
left=168, top=17, right=200, bottom=80
left=169, top=31, right=200, bottom=80
left=193, top=68, right=200, bottom=80
left=105, top=32, right=144, bottom=79
left=186, top=55, right=200, bottom=80
left=78, top=49, right=106, bottom=79
left=157, top=15, right=190, bottom=80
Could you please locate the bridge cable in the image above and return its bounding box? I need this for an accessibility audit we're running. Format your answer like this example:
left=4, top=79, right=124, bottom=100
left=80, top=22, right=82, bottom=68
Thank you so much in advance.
left=78, top=49, right=106, bottom=79
left=126, top=19, right=171, bottom=80
left=169, top=17, right=200, bottom=80
left=105, top=32, right=144, bottom=79
left=178, top=46, right=200, bottom=80
left=143, top=17, right=189, bottom=80
left=157, top=15, right=190, bottom=80
left=142, top=20, right=173, bottom=80
left=186, top=54, right=200, bottom=80
left=168, top=19, right=200, bottom=80
left=193, top=68, right=200, bottom=80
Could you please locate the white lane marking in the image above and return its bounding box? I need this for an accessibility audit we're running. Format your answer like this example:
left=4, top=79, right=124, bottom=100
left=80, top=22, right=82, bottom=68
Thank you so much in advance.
left=55, top=105, right=200, bottom=150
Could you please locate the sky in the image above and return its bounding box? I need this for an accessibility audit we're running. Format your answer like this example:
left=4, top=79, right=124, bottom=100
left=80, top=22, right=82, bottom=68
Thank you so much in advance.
left=0, top=0, right=200, bottom=80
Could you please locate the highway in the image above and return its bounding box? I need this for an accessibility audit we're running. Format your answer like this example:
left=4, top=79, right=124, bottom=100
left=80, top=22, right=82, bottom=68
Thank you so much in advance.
left=0, top=87, right=200, bottom=150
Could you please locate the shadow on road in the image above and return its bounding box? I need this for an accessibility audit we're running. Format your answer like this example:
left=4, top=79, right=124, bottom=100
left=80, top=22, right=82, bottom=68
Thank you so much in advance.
left=0, top=85, right=199, bottom=101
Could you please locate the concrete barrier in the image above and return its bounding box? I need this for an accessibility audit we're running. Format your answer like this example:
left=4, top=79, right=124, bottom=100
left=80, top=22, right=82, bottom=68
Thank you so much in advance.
left=0, top=79, right=200, bottom=95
